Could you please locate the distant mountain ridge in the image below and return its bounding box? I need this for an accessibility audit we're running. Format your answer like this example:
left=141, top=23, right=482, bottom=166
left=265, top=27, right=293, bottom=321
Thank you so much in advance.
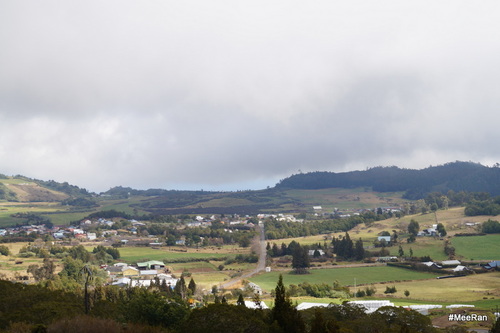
left=3, top=161, right=500, bottom=204
left=275, top=161, right=500, bottom=199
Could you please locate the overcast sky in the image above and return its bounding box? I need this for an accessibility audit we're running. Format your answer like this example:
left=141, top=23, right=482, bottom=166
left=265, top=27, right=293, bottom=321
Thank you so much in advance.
left=1, top=1, right=500, bottom=193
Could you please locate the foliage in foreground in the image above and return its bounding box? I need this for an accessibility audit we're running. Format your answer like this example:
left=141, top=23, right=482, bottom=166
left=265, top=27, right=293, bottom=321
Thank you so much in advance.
left=4, top=275, right=497, bottom=333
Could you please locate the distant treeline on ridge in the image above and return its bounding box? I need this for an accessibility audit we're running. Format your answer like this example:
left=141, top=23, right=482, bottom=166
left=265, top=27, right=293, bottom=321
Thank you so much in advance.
left=275, top=161, right=500, bottom=199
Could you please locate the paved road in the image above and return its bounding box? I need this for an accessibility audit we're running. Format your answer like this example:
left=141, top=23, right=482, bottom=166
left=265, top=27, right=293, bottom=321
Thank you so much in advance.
left=220, top=222, right=266, bottom=289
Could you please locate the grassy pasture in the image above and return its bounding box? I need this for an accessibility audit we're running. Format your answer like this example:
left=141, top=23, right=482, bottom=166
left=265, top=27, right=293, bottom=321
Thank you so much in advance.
left=42, top=211, right=96, bottom=226
left=117, top=246, right=246, bottom=264
left=369, top=272, right=500, bottom=305
left=249, top=266, right=439, bottom=293
left=0, top=201, right=91, bottom=227
left=388, top=238, right=448, bottom=261
left=169, top=261, right=218, bottom=273
left=283, top=188, right=406, bottom=211
left=452, top=234, right=500, bottom=260
left=98, top=197, right=151, bottom=215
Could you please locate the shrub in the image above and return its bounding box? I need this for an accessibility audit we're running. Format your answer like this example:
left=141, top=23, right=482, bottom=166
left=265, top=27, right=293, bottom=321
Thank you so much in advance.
left=384, top=286, right=397, bottom=294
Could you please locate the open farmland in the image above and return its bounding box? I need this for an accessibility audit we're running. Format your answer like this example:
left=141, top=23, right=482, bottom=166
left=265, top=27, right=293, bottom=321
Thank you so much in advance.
left=249, top=266, right=440, bottom=293
left=112, top=246, right=248, bottom=263
left=283, top=188, right=406, bottom=211
left=452, top=234, right=500, bottom=260
left=369, top=271, right=500, bottom=307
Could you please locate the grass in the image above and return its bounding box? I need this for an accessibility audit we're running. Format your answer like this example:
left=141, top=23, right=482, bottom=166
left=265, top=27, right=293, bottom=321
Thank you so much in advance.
left=283, top=188, right=406, bottom=211
left=249, top=266, right=439, bottom=293
left=452, top=234, right=500, bottom=260
left=118, top=246, right=240, bottom=264
left=388, top=238, right=448, bottom=261
left=368, top=272, right=500, bottom=306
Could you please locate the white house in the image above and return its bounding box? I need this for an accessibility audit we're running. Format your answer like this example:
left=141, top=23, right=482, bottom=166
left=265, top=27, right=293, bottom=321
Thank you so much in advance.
left=247, top=282, right=263, bottom=295
left=377, top=236, right=391, bottom=243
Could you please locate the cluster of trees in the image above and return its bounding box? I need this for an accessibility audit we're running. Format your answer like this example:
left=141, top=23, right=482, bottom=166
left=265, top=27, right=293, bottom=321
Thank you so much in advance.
left=482, top=219, right=500, bottom=233
left=384, top=286, right=398, bottom=294
left=265, top=212, right=387, bottom=240
left=465, top=196, right=500, bottom=216
left=286, top=281, right=351, bottom=299
left=332, top=233, right=365, bottom=261
left=19, top=243, right=120, bottom=264
left=0, top=274, right=445, bottom=333
left=5, top=272, right=500, bottom=332
left=267, top=240, right=328, bottom=258
left=275, top=161, right=500, bottom=198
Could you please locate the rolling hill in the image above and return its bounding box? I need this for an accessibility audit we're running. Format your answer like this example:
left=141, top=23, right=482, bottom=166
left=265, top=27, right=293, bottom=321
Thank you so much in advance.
left=1, top=161, right=500, bottom=224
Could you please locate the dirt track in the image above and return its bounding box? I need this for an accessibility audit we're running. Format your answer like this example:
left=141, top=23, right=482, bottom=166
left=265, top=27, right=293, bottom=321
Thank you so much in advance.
left=221, top=223, right=266, bottom=289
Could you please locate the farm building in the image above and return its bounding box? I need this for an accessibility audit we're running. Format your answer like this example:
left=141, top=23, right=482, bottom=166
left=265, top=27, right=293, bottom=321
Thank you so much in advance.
left=377, top=236, right=391, bottom=243
left=452, top=265, right=472, bottom=273
left=422, top=261, right=442, bottom=269
left=484, top=260, right=500, bottom=270
left=122, top=266, right=139, bottom=277
left=247, top=282, right=263, bottom=295
left=137, top=260, right=165, bottom=270
left=440, top=260, right=461, bottom=267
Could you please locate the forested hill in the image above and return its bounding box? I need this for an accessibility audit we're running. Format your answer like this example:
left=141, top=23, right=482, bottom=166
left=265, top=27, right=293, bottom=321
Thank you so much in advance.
left=275, top=161, right=500, bottom=199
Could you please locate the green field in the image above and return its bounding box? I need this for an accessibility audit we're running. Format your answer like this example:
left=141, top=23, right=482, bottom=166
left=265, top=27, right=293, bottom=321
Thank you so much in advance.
left=249, top=266, right=439, bottom=292
left=369, top=271, right=500, bottom=305
left=118, top=247, right=233, bottom=263
left=283, top=188, right=405, bottom=211
left=388, top=238, right=448, bottom=261
left=452, top=234, right=500, bottom=260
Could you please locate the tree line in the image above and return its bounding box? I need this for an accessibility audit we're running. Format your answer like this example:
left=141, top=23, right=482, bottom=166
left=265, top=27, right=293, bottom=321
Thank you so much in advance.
left=0, top=273, right=472, bottom=332
left=275, top=161, right=500, bottom=199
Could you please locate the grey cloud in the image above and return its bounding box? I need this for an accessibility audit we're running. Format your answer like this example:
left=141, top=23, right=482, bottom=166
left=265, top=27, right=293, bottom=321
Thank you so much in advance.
left=1, top=1, right=500, bottom=192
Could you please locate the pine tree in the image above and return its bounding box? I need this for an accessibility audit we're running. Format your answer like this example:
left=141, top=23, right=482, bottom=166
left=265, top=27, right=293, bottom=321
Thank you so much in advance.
left=354, top=238, right=365, bottom=261
left=174, top=276, right=187, bottom=299
left=188, top=277, right=197, bottom=295
left=292, top=243, right=310, bottom=273
left=398, top=245, right=405, bottom=258
left=271, top=274, right=305, bottom=333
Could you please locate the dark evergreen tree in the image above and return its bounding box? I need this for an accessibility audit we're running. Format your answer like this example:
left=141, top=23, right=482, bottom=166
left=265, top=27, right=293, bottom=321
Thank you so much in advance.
left=174, top=276, right=187, bottom=299
left=188, top=277, right=196, bottom=295
left=271, top=274, right=305, bottom=333
left=354, top=238, right=364, bottom=261
left=292, top=243, right=310, bottom=273
left=272, top=243, right=281, bottom=257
